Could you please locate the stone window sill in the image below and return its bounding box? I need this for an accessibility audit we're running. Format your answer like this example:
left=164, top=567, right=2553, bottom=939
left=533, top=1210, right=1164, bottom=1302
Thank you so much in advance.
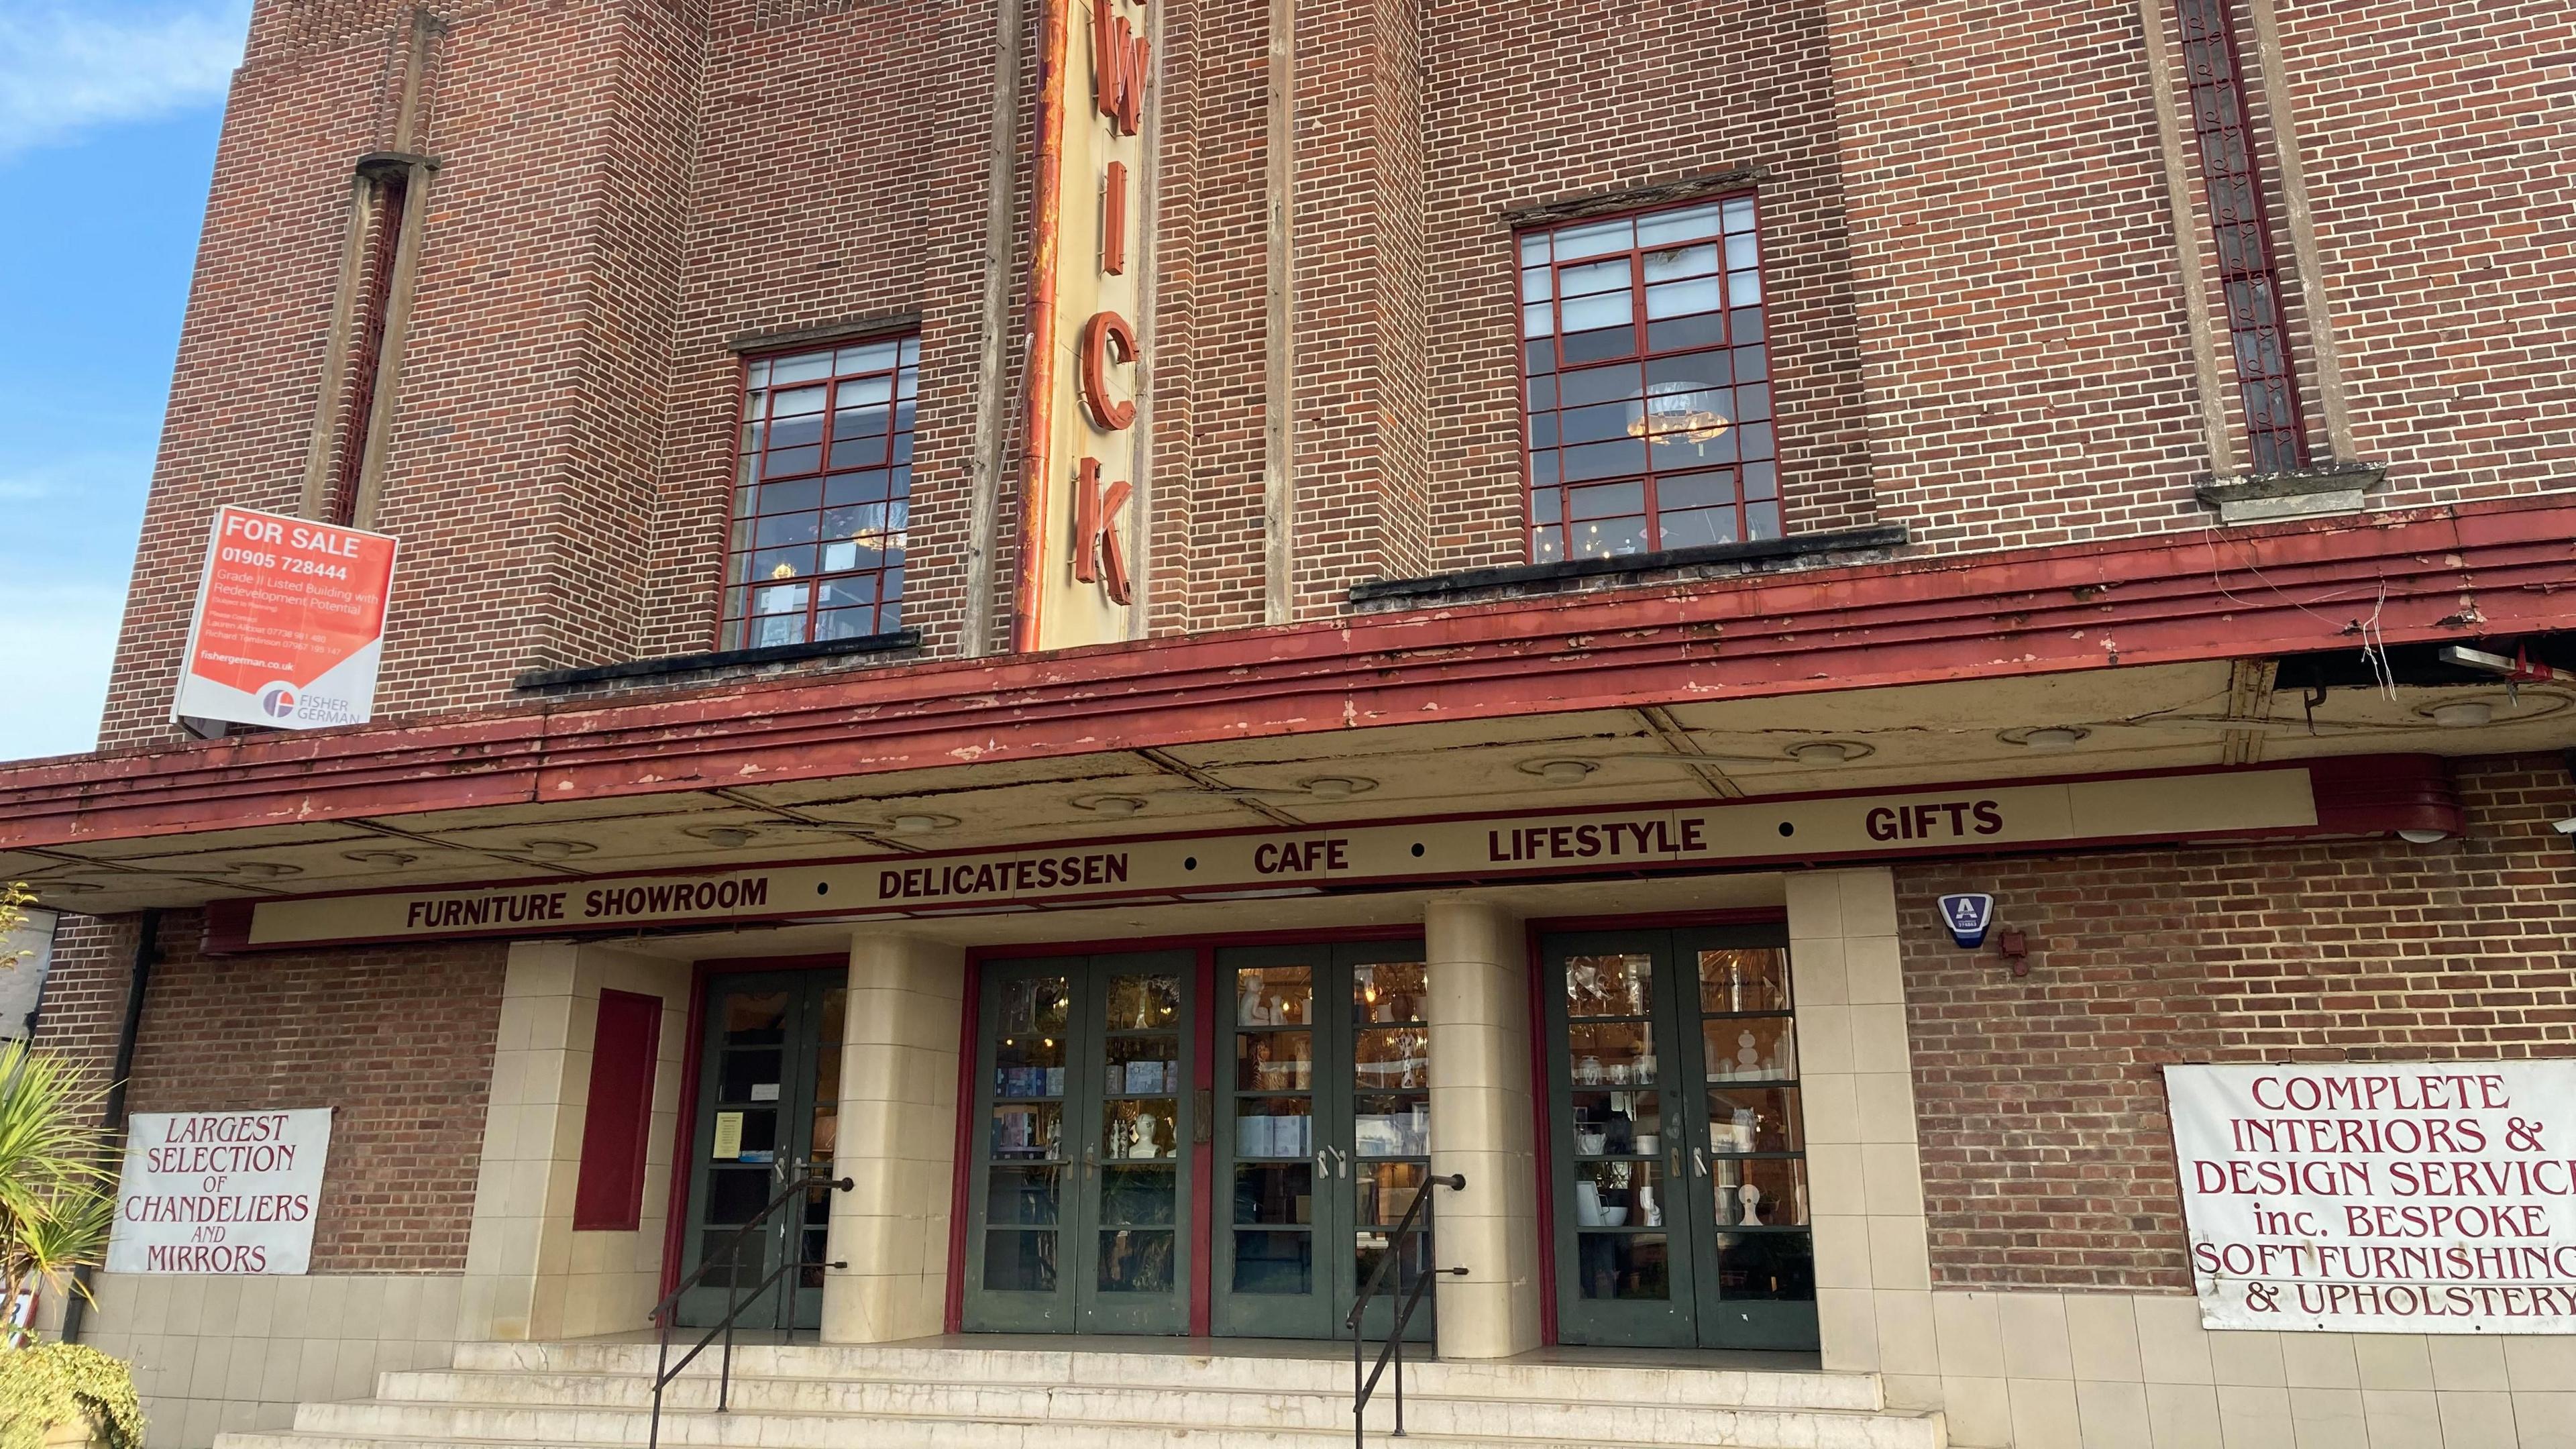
left=515, top=629, right=923, bottom=691
left=1347, top=525, right=1910, bottom=610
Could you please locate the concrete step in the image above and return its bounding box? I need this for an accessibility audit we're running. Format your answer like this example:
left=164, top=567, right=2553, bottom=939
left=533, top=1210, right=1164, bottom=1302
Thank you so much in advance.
left=443, top=1338, right=1886, bottom=1411
left=277, top=1393, right=1942, bottom=1449
left=354, top=1371, right=1917, bottom=1446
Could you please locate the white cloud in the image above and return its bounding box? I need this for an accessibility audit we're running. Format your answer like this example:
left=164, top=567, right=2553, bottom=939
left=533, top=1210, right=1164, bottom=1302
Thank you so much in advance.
left=0, top=3, right=250, bottom=159
left=0, top=580, right=124, bottom=762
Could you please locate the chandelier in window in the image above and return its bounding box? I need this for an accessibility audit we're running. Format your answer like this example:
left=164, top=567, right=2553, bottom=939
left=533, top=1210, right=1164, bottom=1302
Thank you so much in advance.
left=1627, top=383, right=1731, bottom=445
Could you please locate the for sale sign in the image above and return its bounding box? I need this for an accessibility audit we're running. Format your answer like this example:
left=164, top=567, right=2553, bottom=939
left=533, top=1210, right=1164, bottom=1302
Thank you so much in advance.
left=105, top=1109, right=331, bottom=1275
left=170, top=505, right=397, bottom=730
left=2166, top=1062, right=2576, bottom=1333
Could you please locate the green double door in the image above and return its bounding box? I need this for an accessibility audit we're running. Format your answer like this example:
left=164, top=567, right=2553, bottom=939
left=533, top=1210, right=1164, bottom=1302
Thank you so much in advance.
left=1215, top=942, right=1434, bottom=1341
left=965, top=952, right=1199, bottom=1333
left=676, top=971, right=844, bottom=1330
left=1542, top=928, right=1817, bottom=1350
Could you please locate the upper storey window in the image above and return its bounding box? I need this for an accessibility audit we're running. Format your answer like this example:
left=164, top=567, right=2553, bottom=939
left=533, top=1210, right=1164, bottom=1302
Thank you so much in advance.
left=721, top=337, right=918, bottom=651
left=1519, top=197, right=1778, bottom=564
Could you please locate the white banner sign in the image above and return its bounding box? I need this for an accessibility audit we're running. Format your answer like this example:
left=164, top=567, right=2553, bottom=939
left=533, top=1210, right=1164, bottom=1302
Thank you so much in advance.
left=105, top=1109, right=331, bottom=1275
left=2167, top=1063, right=2576, bottom=1333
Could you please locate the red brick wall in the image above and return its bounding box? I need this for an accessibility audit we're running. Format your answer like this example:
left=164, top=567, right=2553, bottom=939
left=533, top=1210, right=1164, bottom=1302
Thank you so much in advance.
left=92, top=0, right=2576, bottom=743
left=1896, top=755, right=2576, bottom=1291
left=35, top=912, right=502, bottom=1275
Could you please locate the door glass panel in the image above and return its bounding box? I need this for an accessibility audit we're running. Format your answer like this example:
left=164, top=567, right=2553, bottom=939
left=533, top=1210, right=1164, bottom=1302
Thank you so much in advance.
left=1706, top=1085, right=1803, bottom=1152
left=1711, top=1157, right=1809, bottom=1228
left=985, top=1230, right=1057, bottom=1291
left=983, top=973, right=1069, bottom=1303
left=1103, top=1097, right=1179, bottom=1160
left=1714, top=1231, right=1817, bottom=1300
left=1102, top=1163, right=1178, bottom=1225
left=1098, top=1230, right=1177, bottom=1292
left=987, top=1167, right=1062, bottom=1224
left=1238, top=964, right=1313, bottom=1025
left=1570, top=1159, right=1668, bottom=1228
left=1232, top=1228, right=1313, bottom=1294
left=1352, top=961, right=1432, bottom=1301
left=1697, top=949, right=1790, bottom=1013
left=1230, top=960, right=1318, bottom=1318
left=992, top=1101, right=1064, bottom=1157
left=1566, top=953, right=1654, bottom=1017
left=1701, top=1016, right=1795, bottom=1082
left=1693, top=944, right=1813, bottom=1345
left=1238, top=1031, right=1313, bottom=1091
left=1571, top=1090, right=1662, bottom=1157
left=1569, top=1020, right=1658, bottom=1085
left=1576, top=1232, right=1670, bottom=1299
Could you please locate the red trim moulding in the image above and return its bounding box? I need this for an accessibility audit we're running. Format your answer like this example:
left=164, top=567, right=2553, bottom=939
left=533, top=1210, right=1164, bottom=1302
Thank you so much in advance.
left=5, top=498, right=2565, bottom=852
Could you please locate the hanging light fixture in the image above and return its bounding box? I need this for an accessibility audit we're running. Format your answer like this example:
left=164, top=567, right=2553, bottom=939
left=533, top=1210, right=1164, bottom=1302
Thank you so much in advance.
left=1625, top=382, right=1733, bottom=445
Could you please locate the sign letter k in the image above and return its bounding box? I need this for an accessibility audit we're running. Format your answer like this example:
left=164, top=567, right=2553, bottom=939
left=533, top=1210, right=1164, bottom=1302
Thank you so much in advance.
left=1073, top=458, right=1134, bottom=604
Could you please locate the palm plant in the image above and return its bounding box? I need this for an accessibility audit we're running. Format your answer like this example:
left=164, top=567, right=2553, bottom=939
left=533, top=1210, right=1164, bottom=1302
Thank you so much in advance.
left=0, top=1044, right=113, bottom=1328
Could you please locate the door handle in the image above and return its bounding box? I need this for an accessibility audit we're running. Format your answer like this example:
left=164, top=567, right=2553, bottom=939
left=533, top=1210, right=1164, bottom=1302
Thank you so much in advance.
left=1316, top=1149, right=1332, bottom=1181
left=1083, top=1144, right=1099, bottom=1181
left=1692, top=1147, right=1709, bottom=1178
left=1668, top=1144, right=1682, bottom=1179
left=1334, top=1147, right=1352, bottom=1179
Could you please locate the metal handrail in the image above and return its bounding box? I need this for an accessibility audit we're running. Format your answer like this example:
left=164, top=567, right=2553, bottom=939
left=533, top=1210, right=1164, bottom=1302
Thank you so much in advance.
left=1348, top=1172, right=1466, bottom=1449
left=646, top=1171, right=854, bottom=1449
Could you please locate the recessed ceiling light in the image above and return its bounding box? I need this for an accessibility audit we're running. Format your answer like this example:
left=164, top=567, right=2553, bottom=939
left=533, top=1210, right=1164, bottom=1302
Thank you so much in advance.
left=1079, top=796, right=1148, bottom=818
left=2398, top=829, right=2453, bottom=845
left=1519, top=758, right=1598, bottom=784
left=2424, top=700, right=2493, bottom=729
left=1301, top=776, right=1375, bottom=800
left=692, top=826, right=757, bottom=848
left=890, top=813, right=957, bottom=835
left=229, top=861, right=303, bottom=879
left=1786, top=740, right=1870, bottom=765
left=2007, top=727, right=2090, bottom=752
left=521, top=839, right=598, bottom=859
left=342, top=850, right=419, bottom=868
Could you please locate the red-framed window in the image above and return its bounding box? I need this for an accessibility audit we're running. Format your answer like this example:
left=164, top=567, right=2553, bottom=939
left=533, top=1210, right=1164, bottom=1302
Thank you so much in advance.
left=720, top=336, right=918, bottom=651
left=2174, top=0, right=2308, bottom=476
left=1518, top=195, right=1779, bottom=564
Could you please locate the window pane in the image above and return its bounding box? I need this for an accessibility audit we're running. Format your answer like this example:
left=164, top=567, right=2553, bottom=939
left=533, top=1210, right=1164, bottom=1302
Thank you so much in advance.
left=1554, top=217, right=1633, bottom=259
left=771, top=382, right=827, bottom=415
left=1559, top=400, right=1635, bottom=447
left=1568, top=481, right=1645, bottom=520
left=755, top=514, right=818, bottom=548
left=1517, top=232, right=1551, bottom=266
left=1520, top=266, right=1552, bottom=303
left=1728, top=268, right=1763, bottom=306
left=1521, top=303, right=1555, bottom=339
left=1660, top=470, right=1737, bottom=510
left=835, top=340, right=900, bottom=374
left=1559, top=292, right=1633, bottom=335
left=770, top=352, right=832, bottom=385
left=1658, top=508, right=1735, bottom=550
left=1638, top=203, right=1722, bottom=248
left=1571, top=516, right=1648, bottom=558
left=1558, top=257, right=1633, bottom=298
left=1561, top=364, right=1644, bottom=409
left=1645, top=278, right=1723, bottom=321
left=1642, top=243, right=1718, bottom=283
left=1644, top=314, right=1726, bottom=354
left=1560, top=438, right=1646, bottom=482
left=1560, top=327, right=1634, bottom=366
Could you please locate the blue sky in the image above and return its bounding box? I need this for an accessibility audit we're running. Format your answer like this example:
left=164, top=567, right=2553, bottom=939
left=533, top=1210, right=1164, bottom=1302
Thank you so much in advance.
left=0, top=1, right=250, bottom=762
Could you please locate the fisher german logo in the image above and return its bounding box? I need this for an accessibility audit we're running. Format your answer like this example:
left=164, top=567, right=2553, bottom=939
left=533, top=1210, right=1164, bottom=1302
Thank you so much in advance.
left=257, top=682, right=299, bottom=718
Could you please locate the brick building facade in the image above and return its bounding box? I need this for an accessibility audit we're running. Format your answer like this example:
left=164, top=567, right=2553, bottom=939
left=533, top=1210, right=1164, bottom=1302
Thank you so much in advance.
left=4, top=0, right=2572, bottom=1446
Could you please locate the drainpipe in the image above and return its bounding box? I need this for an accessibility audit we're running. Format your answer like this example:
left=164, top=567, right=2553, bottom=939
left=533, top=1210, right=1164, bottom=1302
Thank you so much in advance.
left=61, top=909, right=158, bottom=1344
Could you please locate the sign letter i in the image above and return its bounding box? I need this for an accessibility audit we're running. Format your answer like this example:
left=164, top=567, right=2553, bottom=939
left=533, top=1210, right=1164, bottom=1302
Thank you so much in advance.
left=1103, top=160, right=1128, bottom=276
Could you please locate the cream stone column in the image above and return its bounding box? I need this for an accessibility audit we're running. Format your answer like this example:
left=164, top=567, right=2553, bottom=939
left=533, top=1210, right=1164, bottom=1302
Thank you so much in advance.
left=458, top=941, right=692, bottom=1342
left=1424, top=898, right=1544, bottom=1360
left=1786, top=868, right=1940, bottom=1409
left=820, top=932, right=965, bottom=1342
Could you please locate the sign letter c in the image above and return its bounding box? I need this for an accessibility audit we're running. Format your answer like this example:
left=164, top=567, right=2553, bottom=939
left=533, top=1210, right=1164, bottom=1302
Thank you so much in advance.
left=1080, top=310, right=1138, bottom=431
